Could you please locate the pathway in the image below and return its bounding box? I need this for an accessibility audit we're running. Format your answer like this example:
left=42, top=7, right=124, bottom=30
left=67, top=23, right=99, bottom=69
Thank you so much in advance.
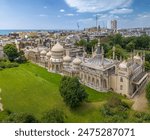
left=132, top=73, right=150, bottom=112
left=132, top=88, right=148, bottom=112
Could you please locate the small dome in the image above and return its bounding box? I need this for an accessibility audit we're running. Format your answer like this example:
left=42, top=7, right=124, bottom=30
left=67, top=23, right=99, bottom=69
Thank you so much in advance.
left=63, top=55, right=71, bottom=62
left=134, top=53, right=142, bottom=60
left=51, top=42, right=64, bottom=52
left=73, top=57, right=82, bottom=65
left=46, top=51, right=52, bottom=57
left=40, top=50, right=47, bottom=55
left=119, top=60, right=127, bottom=69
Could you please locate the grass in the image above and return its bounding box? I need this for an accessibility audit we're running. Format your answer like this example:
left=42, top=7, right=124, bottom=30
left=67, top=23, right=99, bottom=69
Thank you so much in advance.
left=0, top=62, right=143, bottom=122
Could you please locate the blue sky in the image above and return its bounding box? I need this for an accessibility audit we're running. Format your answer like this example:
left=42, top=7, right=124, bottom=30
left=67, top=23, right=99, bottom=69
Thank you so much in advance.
left=0, top=0, right=150, bottom=29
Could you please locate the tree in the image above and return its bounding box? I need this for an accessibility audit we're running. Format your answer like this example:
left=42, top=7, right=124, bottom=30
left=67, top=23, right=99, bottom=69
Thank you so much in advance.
left=144, top=61, right=150, bottom=71
left=3, top=44, right=18, bottom=61
left=145, top=52, right=150, bottom=62
left=126, top=41, right=135, bottom=52
left=135, top=35, right=150, bottom=49
left=3, top=113, right=38, bottom=123
left=146, top=82, right=150, bottom=103
left=42, top=109, right=65, bottom=123
left=59, top=76, right=88, bottom=108
left=106, top=44, right=128, bottom=60
left=109, top=34, right=123, bottom=46
left=75, top=39, right=98, bottom=54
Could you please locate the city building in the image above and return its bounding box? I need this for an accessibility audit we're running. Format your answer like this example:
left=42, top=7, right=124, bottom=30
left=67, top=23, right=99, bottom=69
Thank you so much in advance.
left=111, top=20, right=117, bottom=32
left=25, top=40, right=148, bottom=98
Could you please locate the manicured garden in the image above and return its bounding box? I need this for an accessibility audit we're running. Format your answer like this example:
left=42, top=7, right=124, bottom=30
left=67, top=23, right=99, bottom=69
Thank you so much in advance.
left=0, top=63, right=150, bottom=122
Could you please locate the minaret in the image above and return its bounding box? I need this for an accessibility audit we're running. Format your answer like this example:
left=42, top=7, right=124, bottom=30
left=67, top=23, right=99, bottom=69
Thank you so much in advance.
left=120, top=55, right=122, bottom=62
left=101, top=46, right=104, bottom=66
left=98, top=38, right=101, bottom=47
left=143, top=51, right=145, bottom=62
left=113, top=46, right=115, bottom=60
left=92, top=46, right=94, bottom=57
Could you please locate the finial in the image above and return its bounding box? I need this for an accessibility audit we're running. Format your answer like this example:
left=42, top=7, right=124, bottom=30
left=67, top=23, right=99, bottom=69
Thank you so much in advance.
left=98, top=38, right=101, bottom=47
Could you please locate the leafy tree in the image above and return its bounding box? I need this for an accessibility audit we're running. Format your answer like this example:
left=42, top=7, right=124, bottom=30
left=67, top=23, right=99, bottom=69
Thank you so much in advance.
left=3, top=44, right=19, bottom=61
left=146, top=82, right=150, bottom=103
left=145, top=52, right=150, bottom=62
left=109, top=34, right=123, bottom=46
left=3, top=113, right=38, bottom=123
left=106, top=44, right=128, bottom=60
left=135, top=35, right=150, bottom=49
left=59, top=76, right=88, bottom=108
left=126, top=41, right=135, bottom=52
left=100, top=96, right=130, bottom=122
left=42, top=108, right=65, bottom=123
left=75, top=39, right=98, bottom=54
left=144, top=61, right=150, bottom=71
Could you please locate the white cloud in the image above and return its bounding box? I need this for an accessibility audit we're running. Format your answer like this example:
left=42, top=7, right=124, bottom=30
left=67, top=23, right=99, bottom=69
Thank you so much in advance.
left=60, top=9, right=65, bottom=12
left=78, top=18, right=93, bottom=23
left=65, top=13, right=74, bottom=16
left=65, top=0, right=133, bottom=13
left=137, top=13, right=150, bottom=18
left=110, top=8, right=133, bottom=14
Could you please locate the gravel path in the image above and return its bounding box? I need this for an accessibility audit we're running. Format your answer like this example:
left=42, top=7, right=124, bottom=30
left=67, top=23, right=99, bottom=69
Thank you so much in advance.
left=132, top=88, right=148, bottom=112
left=132, top=73, right=150, bottom=112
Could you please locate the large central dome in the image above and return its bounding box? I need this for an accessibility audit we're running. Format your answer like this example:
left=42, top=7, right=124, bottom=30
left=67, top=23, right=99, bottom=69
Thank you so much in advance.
left=51, top=42, right=64, bottom=52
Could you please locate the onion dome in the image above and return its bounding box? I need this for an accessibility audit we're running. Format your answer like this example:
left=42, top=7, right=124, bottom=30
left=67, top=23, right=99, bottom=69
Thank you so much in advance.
left=73, top=57, right=82, bottom=65
left=40, top=50, right=47, bottom=56
left=63, top=55, right=71, bottom=62
left=46, top=51, right=52, bottom=57
left=51, top=42, right=64, bottom=52
left=134, top=53, right=142, bottom=60
left=119, top=60, right=128, bottom=69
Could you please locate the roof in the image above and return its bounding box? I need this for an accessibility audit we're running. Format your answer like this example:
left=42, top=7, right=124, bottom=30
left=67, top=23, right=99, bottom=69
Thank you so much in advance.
left=73, top=57, right=82, bottom=65
left=133, top=72, right=148, bottom=84
left=51, top=42, right=64, bottom=52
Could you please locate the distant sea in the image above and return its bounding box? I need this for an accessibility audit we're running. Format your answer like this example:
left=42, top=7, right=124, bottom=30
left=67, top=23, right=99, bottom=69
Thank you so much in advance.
left=0, top=30, right=50, bottom=35
left=0, top=29, right=74, bottom=35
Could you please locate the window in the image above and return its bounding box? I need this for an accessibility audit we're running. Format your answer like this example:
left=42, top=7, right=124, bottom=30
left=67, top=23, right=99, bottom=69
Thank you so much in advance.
left=120, top=77, right=123, bottom=82
left=120, top=85, right=123, bottom=90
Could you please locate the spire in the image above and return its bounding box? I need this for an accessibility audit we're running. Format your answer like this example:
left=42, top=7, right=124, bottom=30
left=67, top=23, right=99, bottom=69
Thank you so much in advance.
left=113, top=46, right=115, bottom=60
left=143, top=50, right=145, bottom=62
left=120, top=55, right=122, bottom=62
left=98, top=38, right=101, bottom=47
left=92, top=46, right=94, bottom=57
left=101, top=46, right=104, bottom=65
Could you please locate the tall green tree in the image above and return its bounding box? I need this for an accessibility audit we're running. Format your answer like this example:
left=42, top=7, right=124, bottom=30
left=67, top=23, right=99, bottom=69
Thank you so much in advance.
left=59, top=76, right=88, bottom=108
left=3, top=44, right=18, bottom=61
left=144, top=61, right=150, bottom=71
left=106, top=44, right=128, bottom=60
left=75, top=39, right=98, bottom=54
left=109, top=34, right=123, bottom=46
left=146, top=82, right=150, bottom=103
left=126, top=41, right=135, bottom=52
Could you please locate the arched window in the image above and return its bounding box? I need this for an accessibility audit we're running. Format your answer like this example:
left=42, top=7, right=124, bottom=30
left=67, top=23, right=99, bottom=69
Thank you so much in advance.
left=84, top=74, right=87, bottom=82
left=103, top=79, right=107, bottom=89
left=120, top=85, right=123, bottom=90
left=120, top=77, right=123, bottom=82
left=88, top=76, right=91, bottom=83
left=96, top=79, right=99, bottom=87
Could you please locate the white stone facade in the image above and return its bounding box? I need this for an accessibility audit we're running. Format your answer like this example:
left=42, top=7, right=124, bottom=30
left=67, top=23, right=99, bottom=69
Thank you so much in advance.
left=25, top=42, right=148, bottom=98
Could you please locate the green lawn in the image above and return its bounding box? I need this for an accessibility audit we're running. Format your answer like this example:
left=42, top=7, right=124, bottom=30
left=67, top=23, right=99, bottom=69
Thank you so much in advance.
left=0, top=63, right=134, bottom=122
